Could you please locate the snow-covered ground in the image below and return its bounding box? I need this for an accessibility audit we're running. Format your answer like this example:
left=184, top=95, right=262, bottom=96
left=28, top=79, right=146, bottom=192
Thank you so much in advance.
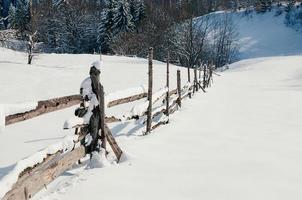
left=211, top=10, right=302, bottom=59
left=27, top=55, right=302, bottom=200
left=1, top=9, right=302, bottom=200
left=0, top=47, right=188, bottom=197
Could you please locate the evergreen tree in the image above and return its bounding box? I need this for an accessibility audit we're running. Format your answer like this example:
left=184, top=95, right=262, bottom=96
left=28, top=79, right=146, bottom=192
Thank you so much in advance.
left=136, top=0, right=145, bottom=23
left=255, top=0, right=272, bottom=13
left=129, top=0, right=145, bottom=26
left=285, top=0, right=295, bottom=13
left=129, top=0, right=138, bottom=24
left=98, top=0, right=117, bottom=54
left=0, top=0, right=5, bottom=29
left=8, top=3, right=15, bottom=27
left=8, top=0, right=30, bottom=38
left=112, top=0, right=134, bottom=34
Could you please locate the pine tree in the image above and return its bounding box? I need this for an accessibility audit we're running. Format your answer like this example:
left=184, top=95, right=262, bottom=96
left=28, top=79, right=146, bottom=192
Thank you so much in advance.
left=8, top=3, right=16, bottom=27
left=129, top=0, right=138, bottom=24
left=0, top=0, right=5, bottom=29
left=98, top=0, right=117, bottom=54
left=255, top=0, right=272, bottom=13
left=112, top=0, right=134, bottom=34
left=8, top=0, right=30, bottom=38
left=136, top=0, right=145, bottom=23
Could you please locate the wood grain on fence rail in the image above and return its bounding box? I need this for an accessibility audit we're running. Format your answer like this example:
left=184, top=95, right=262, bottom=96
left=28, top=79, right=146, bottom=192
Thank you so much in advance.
left=5, top=95, right=82, bottom=126
left=5, top=92, right=147, bottom=126
left=2, top=146, right=86, bottom=200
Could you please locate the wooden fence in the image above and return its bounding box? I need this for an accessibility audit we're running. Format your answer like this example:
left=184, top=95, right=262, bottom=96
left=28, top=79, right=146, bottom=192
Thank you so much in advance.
left=2, top=48, right=211, bottom=200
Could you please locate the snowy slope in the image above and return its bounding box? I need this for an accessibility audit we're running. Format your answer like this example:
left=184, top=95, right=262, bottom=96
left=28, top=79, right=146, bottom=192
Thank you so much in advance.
left=211, top=10, right=302, bottom=59
left=29, top=55, right=302, bottom=200
left=0, top=47, right=187, bottom=180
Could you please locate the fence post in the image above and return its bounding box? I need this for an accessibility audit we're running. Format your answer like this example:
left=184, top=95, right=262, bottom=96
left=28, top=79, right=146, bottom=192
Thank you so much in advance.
left=99, top=84, right=106, bottom=150
left=177, top=69, right=182, bottom=107
left=194, top=67, right=198, bottom=92
left=199, top=67, right=202, bottom=89
left=203, top=64, right=207, bottom=89
left=187, top=67, right=192, bottom=98
left=166, top=51, right=170, bottom=121
left=146, top=47, right=153, bottom=134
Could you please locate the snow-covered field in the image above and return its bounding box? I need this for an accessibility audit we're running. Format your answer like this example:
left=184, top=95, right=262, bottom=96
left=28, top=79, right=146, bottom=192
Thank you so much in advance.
left=28, top=55, right=302, bottom=200
left=0, top=47, right=188, bottom=197
left=1, top=9, right=302, bottom=200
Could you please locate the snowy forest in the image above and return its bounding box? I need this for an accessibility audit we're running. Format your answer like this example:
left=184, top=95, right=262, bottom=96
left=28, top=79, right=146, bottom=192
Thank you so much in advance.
left=0, top=0, right=302, bottom=68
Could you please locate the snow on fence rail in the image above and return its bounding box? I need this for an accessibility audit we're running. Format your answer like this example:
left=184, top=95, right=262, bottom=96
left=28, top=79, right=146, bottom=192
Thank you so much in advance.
left=4, top=86, right=148, bottom=127
left=0, top=48, right=212, bottom=200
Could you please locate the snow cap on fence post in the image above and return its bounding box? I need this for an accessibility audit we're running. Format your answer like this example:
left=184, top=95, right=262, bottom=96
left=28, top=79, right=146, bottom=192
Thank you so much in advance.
left=91, top=60, right=102, bottom=71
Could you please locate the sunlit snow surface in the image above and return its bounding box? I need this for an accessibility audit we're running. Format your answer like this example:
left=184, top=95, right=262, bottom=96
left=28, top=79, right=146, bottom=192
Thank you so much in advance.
left=1, top=9, right=302, bottom=199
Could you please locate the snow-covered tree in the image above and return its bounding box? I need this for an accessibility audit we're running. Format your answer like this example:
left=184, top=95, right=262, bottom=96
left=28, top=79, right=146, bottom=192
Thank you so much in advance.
left=8, top=0, right=30, bottom=38
left=7, top=3, right=15, bottom=27
left=255, top=0, right=272, bottom=13
left=129, top=0, right=145, bottom=26
left=112, top=0, right=134, bottom=34
left=0, top=0, right=6, bottom=29
left=98, top=0, right=117, bottom=54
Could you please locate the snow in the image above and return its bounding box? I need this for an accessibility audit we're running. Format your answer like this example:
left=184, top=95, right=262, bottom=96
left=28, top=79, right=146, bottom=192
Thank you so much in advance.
left=127, top=87, right=168, bottom=118
left=32, top=55, right=302, bottom=200
left=0, top=102, right=38, bottom=132
left=63, top=116, right=84, bottom=130
left=0, top=47, right=187, bottom=198
left=105, top=85, right=147, bottom=106
left=1, top=8, right=302, bottom=200
left=204, top=9, right=302, bottom=59
left=0, top=134, right=78, bottom=199
left=90, top=60, right=102, bottom=71
left=0, top=106, right=5, bottom=132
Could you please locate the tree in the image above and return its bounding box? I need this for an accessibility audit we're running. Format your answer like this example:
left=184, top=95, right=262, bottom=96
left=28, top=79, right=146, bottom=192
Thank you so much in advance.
left=112, top=0, right=134, bottom=34
left=98, top=0, right=117, bottom=54
left=7, top=3, right=15, bottom=27
left=255, top=0, right=272, bottom=13
left=212, top=14, right=238, bottom=68
left=8, top=0, right=30, bottom=38
left=129, top=0, right=145, bottom=26
left=0, top=0, right=4, bottom=29
left=170, top=16, right=212, bottom=70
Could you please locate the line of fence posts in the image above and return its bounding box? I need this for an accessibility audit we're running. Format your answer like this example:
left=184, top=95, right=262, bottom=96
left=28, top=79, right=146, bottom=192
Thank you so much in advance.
left=144, top=47, right=216, bottom=135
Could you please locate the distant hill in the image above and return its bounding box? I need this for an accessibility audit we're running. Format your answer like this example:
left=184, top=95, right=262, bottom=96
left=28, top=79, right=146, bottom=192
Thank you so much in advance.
left=205, top=9, right=302, bottom=60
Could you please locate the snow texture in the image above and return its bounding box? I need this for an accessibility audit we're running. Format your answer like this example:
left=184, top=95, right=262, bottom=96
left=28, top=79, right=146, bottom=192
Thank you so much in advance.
left=91, top=61, right=102, bottom=71
left=0, top=134, right=78, bottom=199
left=200, top=9, right=302, bottom=59
left=104, top=85, right=147, bottom=106
left=128, top=87, right=168, bottom=117
left=63, top=117, right=84, bottom=130
left=32, top=55, right=302, bottom=200
left=0, top=102, right=38, bottom=132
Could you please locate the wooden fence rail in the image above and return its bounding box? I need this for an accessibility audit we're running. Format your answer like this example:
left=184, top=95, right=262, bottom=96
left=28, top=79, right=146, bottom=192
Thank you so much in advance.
left=5, top=92, right=147, bottom=126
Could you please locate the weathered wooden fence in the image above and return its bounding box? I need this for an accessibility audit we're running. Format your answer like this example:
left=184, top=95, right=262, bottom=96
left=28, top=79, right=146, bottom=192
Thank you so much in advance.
left=2, top=47, right=212, bottom=200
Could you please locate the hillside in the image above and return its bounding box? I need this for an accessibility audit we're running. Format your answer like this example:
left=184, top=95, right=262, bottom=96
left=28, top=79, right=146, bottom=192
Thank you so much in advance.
left=230, top=10, right=302, bottom=59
